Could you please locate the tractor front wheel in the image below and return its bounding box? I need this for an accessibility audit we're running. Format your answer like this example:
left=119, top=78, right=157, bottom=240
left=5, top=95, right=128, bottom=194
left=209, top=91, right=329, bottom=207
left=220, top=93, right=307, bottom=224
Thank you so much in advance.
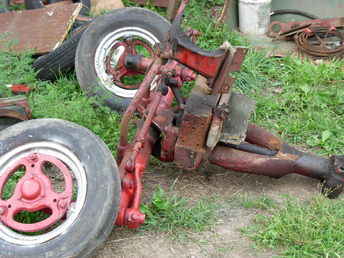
left=0, top=119, right=120, bottom=257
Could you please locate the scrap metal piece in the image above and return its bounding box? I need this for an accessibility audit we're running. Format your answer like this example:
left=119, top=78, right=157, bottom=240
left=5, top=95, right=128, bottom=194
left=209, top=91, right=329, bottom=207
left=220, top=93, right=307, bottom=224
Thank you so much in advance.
left=170, top=13, right=227, bottom=78
left=212, top=47, right=247, bottom=94
left=294, top=27, right=344, bottom=58
left=0, top=96, right=31, bottom=120
left=167, top=0, right=180, bottom=21
left=6, top=84, right=31, bottom=94
left=206, top=93, right=230, bottom=150
left=268, top=17, right=344, bottom=39
left=0, top=96, right=31, bottom=131
left=0, top=2, right=82, bottom=54
left=174, top=81, right=219, bottom=170
left=220, top=93, right=256, bottom=145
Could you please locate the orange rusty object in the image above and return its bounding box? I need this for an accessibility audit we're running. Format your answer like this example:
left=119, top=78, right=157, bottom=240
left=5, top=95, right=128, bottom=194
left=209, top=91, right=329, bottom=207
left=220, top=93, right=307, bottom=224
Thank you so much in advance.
left=246, top=123, right=282, bottom=151
left=174, top=114, right=211, bottom=169
left=209, top=146, right=296, bottom=178
left=212, top=47, right=247, bottom=94
left=0, top=96, right=31, bottom=121
left=0, top=2, right=81, bottom=54
left=7, top=84, right=31, bottom=94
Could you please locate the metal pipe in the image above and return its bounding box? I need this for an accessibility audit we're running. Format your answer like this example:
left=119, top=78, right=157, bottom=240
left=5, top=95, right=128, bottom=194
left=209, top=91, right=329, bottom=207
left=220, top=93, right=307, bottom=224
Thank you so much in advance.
left=219, top=141, right=278, bottom=156
left=209, top=144, right=331, bottom=180
left=246, top=123, right=282, bottom=151
left=119, top=58, right=162, bottom=150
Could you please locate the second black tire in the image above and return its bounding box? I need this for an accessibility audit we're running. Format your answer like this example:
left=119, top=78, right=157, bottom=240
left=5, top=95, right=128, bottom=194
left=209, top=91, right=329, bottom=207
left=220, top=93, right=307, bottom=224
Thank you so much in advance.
left=24, top=0, right=91, bottom=15
left=32, top=23, right=90, bottom=81
left=75, top=7, right=171, bottom=112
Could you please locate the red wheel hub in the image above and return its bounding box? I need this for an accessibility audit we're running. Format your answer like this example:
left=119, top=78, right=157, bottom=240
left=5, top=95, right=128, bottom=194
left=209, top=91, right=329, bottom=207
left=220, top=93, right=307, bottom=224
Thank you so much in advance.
left=0, top=153, right=73, bottom=232
left=21, top=179, right=41, bottom=200
left=105, top=38, right=154, bottom=90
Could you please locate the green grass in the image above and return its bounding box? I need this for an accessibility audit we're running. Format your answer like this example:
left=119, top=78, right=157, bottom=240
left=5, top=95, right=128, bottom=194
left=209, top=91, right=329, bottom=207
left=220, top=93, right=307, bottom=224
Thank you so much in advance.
left=30, top=77, right=122, bottom=152
left=240, top=195, right=277, bottom=210
left=249, top=57, right=344, bottom=155
left=1, top=169, right=25, bottom=200
left=0, top=0, right=344, bottom=253
left=244, top=195, right=344, bottom=257
left=141, top=187, right=217, bottom=237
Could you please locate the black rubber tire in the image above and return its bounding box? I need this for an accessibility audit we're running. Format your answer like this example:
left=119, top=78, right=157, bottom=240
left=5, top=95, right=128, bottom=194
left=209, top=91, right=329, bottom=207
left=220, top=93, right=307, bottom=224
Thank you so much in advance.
left=75, top=7, right=171, bottom=112
left=0, top=118, right=121, bottom=257
left=75, top=0, right=90, bottom=16
left=0, top=117, right=21, bottom=131
left=33, top=23, right=90, bottom=81
left=24, top=0, right=90, bottom=15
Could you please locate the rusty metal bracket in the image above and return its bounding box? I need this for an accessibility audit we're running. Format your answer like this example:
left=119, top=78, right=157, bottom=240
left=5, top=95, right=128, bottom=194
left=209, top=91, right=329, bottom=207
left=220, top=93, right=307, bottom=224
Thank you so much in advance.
left=174, top=79, right=219, bottom=170
left=268, top=17, right=344, bottom=39
left=0, top=96, right=31, bottom=121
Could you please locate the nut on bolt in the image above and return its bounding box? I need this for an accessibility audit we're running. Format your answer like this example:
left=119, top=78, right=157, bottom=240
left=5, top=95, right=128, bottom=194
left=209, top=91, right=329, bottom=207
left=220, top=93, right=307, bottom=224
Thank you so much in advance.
left=58, top=200, right=68, bottom=210
left=0, top=206, right=6, bottom=215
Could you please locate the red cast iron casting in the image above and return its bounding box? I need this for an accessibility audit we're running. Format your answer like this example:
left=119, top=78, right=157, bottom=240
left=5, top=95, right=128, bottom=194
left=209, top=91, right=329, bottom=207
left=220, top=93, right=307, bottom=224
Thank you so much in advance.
left=0, top=153, right=73, bottom=232
left=113, top=0, right=344, bottom=229
left=105, top=39, right=154, bottom=90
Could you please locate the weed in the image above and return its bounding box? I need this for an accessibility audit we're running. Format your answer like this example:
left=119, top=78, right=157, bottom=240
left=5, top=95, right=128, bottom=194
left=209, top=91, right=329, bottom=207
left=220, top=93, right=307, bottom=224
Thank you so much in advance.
left=0, top=50, right=37, bottom=86
left=0, top=84, right=13, bottom=97
left=250, top=57, right=344, bottom=155
left=141, top=187, right=217, bottom=237
left=1, top=169, right=25, bottom=200
left=244, top=195, right=344, bottom=257
left=240, top=195, right=277, bottom=210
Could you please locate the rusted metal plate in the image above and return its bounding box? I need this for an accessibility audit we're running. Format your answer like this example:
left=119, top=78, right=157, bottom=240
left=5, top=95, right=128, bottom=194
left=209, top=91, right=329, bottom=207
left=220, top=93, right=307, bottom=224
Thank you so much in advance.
left=206, top=93, right=230, bottom=150
left=0, top=96, right=31, bottom=121
left=167, top=0, right=180, bottom=20
left=132, top=0, right=169, bottom=7
left=174, top=82, right=219, bottom=170
left=0, top=2, right=81, bottom=54
left=212, top=47, right=247, bottom=94
left=220, top=93, right=256, bottom=145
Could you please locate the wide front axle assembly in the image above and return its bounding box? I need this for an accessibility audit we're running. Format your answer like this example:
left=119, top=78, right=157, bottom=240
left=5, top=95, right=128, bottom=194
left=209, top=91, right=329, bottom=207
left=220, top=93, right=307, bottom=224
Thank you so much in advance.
left=114, top=0, right=344, bottom=228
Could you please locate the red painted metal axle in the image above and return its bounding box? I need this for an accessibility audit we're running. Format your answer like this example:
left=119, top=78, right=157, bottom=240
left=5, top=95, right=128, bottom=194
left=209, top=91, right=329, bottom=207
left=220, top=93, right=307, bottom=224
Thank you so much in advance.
left=114, top=1, right=344, bottom=228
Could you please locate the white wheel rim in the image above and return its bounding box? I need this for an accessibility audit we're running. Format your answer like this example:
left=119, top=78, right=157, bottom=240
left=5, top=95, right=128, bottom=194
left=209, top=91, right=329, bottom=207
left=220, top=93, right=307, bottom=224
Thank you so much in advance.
left=0, top=142, right=87, bottom=245
left=94, top=27, right=160, bottom=98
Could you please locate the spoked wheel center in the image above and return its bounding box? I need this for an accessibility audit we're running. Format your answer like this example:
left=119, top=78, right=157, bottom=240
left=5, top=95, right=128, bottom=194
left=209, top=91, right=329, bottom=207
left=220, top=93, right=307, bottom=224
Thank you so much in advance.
left=105, top=37, right=154, bottom=90
left=94, top=26, right=161, bottom=99
left=0, top=153, right=73, bottom=232
left=0, top=142, right=87, bottom=246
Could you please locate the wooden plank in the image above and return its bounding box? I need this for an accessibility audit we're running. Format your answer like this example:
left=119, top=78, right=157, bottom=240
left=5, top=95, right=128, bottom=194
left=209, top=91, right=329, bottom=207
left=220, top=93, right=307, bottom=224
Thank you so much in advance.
left=166, top=0, right=180, bottom=21
left=91, top=0, right=123, bottom=15
left=0, top=2, right=81, bottom=54
left=132, top=0, right=169, bottom=7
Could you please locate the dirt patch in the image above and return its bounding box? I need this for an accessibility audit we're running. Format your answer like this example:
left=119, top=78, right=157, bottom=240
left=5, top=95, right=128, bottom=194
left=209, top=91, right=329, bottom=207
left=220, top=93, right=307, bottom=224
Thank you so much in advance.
left=96, top=163, right=319, bottom=258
